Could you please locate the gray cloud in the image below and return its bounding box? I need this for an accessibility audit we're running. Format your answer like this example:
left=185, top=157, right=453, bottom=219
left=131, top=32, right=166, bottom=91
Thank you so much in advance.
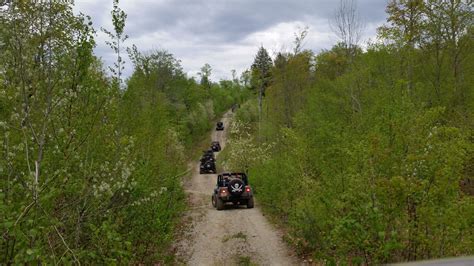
left=123, top=0, right=387, bottom=43
left=74, top=0, right=389, bottom=80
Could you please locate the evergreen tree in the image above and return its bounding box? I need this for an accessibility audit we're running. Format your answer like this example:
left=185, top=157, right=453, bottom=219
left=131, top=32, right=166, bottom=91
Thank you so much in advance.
left=251, top=46, right=272, bottom=138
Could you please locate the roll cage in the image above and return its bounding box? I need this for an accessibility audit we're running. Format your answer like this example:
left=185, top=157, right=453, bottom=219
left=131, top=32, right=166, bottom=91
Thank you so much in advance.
left=217, top=172, right=248, bottom=187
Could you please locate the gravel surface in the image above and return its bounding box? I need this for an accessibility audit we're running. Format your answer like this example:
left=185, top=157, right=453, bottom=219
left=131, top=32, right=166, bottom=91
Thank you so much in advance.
left=174, top=111, right=300, bottom=266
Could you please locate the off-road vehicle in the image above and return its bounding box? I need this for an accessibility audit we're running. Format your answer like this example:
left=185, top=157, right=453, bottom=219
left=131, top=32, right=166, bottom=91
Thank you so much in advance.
left=216, top=121, right=224, bottom=131
left=211, top=141, right=221, bottom=152
left=200, top=150, right=215, bottom=163
left=211, top=172, right=254, bottom=210
left=200, top=159, right=216, bottom=174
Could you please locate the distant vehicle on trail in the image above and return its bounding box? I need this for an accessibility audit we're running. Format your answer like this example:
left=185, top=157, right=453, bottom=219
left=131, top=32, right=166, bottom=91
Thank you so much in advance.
left=211, top=141, right=221, bottom=152
left=216, top=122, right=224, bottom=131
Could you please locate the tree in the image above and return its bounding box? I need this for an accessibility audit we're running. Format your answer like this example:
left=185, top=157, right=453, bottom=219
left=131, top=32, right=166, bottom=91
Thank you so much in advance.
left=267, top=50, right=313, bottom=130
left=330, top=0, right=365, bottom=113
left=251, top=46, right=272, bottom=138
left=240, top=69, right=251, bottom=88
left=102, top=0, right=128, bottom=88
left=0, top=1, right=123, bottom=263
left=379, top=0, right=472, bottom=106
left=421, top=0, right=448, bottom=104
left=378, top=0, right=425, bottom=93
left=231, top=69, right=239, bottom=85
left=294, top=26, right=309, bottom=55
left=432, top=0, right=472, bottom=105
left=0, top=1, right=247, bottom=263
left=224, top=120, right=273, bottom=173
left=233, top=2, right=473, bottom=264
left=198, top=63, right=212, bottom=89
left=331, top=0, right=365, bottom=59
left=381, top=0, right=425, bottom=47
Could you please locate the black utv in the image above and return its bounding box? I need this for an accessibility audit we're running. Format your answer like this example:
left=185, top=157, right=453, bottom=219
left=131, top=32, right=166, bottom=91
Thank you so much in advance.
left=211, top=172, right=254, bottom=210
left=200, top=150, right=215, bottom=163
left=200, top=150, right=216, bottom=174
left=200, top=159, right=216, bottom=174
left=211, top=141, right=221, bottom=152
left=216, top=122, right=224, bottom=131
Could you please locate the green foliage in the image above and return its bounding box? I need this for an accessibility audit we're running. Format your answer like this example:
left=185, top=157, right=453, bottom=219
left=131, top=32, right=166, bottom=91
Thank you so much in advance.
left=116, top=47, right=245, bottom=263
left=266, top=50, right=313, bottom=130
left=251, top=46, right=273, bottom=131
left=251, top=46, right=273, bottom=90
left=235, top=99, right=259, bottom=125
left=198, top=63, right=212, bottom=89
left=102, top=0, right=128, bottom=86
left=222, top=119, right=273, bottom=173
left=0, top=1, right=246, bottom=264
left=233, top=2, right=474, bottom=263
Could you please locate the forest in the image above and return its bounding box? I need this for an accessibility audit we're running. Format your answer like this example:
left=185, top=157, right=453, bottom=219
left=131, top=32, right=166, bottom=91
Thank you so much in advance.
left=1, top=0, right=473, bottom=264
left=224, top=0, right=474, bottom=264
left=0, top=1, right=246, bottom=264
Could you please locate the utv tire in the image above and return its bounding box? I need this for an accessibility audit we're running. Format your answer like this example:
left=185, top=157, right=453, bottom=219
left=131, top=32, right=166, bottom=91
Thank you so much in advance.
left=211, top=195, right=216, bottom=208
left=247, top=197, right=254, bottom=208
left=216, top=197, right=225, bottom=210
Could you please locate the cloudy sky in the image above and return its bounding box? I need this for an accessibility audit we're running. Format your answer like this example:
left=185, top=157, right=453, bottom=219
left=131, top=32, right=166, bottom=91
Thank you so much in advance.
left=73, top=0, right=389, bottom=81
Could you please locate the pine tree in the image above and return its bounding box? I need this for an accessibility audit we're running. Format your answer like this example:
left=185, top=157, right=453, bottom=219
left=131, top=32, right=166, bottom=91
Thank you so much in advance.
left=251, top=46, right=272, bottom=138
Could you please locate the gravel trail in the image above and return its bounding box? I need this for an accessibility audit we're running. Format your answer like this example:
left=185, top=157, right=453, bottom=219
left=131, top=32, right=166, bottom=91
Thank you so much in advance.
left=174, top=111, right=300, bottom=266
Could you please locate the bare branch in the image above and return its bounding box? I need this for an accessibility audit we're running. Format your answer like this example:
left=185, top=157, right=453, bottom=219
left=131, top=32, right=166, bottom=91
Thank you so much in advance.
left=330, top=0, right=366, bottom=57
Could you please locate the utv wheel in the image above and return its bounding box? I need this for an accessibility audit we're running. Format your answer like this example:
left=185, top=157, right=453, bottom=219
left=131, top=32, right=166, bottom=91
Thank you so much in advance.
left=211, top=195, right=216, bottom=208
left=247, top=197, right=254, bottom=208
left=216, top=197, right=225, bottom=210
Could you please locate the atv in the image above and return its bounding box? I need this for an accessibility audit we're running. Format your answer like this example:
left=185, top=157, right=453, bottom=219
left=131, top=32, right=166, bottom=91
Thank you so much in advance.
left=211, top=172, right=254, bottom=210
left=211, top=141, right=221, bottom=152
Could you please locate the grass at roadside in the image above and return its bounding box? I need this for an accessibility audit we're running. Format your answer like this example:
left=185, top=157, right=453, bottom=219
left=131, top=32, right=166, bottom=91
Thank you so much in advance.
left=236, top=255, right=258, bottom=266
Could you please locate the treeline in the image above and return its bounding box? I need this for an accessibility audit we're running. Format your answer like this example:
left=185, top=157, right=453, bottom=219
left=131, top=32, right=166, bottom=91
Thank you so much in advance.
left=0, top=1, right=245, bottom=264
left=228, top=0, right=473, bottom=264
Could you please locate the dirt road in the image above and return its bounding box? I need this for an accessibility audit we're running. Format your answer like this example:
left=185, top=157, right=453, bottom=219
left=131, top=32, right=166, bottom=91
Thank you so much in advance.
left=174, top=111, right=299, bottom=266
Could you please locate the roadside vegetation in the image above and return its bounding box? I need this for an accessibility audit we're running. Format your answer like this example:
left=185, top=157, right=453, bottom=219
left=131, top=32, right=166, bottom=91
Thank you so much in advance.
left=1, top=0, right=473, bottom=264
left=0, top=1, right=247, bottom=264
left=227, top=0, right=473, bottom=264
